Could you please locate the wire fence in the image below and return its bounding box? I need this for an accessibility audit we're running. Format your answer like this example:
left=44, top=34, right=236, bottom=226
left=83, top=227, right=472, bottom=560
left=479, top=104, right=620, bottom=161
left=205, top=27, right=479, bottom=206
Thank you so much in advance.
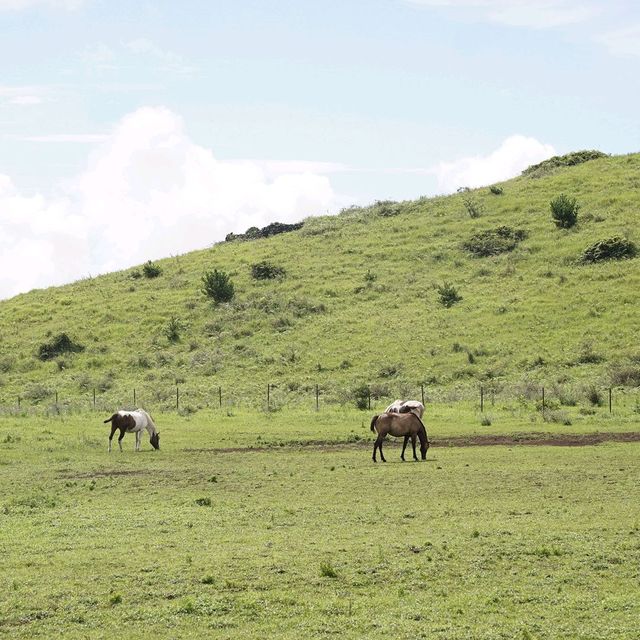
left=1, top=379, right=640, bottom=418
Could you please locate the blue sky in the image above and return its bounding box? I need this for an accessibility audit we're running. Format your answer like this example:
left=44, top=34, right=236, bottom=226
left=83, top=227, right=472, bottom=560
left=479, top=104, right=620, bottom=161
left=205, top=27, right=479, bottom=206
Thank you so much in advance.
left=0, top=0, right=639, bottom=298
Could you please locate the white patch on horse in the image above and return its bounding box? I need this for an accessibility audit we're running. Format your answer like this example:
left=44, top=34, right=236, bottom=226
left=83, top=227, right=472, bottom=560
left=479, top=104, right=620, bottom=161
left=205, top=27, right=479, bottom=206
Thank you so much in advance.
left=384, top=399, right=424, bottom=419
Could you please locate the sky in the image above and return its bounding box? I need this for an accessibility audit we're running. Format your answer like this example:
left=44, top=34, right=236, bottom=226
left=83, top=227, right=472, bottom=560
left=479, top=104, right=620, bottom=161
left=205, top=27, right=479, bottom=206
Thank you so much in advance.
left=0, top=0, right=639, bottom=299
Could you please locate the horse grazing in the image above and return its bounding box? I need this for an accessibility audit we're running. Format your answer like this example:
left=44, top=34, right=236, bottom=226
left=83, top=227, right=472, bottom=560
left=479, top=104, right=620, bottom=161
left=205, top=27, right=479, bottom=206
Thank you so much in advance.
left=370, top=412, right=429, bottom=462
left=384, top=399, right=425, bottom=419
left=104, top=409, right=160, bottom=452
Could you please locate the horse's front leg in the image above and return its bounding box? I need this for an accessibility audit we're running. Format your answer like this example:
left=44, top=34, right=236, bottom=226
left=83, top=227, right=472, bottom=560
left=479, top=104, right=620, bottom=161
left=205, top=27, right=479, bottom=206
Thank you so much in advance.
left=411, top=435, right=418, bottom=461
left=135, top=430, right=142, bottom=452
left=401, top=436, right=409, bottom=461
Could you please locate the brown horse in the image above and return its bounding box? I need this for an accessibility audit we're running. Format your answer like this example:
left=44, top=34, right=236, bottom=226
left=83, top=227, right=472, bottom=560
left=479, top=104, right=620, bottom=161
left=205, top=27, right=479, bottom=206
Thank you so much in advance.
left=370, top=412, right=429, bottom=462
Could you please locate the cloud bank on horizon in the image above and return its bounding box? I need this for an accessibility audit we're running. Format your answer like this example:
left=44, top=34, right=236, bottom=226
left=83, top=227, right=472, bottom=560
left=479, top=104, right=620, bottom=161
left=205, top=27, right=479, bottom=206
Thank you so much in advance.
left=0, top=107, right=338, bottom=299
left=0, top=106, right=554, bottom=300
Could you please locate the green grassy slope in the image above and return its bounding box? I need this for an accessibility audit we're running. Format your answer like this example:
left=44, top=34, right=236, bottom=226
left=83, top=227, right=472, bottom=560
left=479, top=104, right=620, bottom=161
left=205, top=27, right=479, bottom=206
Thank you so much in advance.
left=1, top=152, right=639, bottom=410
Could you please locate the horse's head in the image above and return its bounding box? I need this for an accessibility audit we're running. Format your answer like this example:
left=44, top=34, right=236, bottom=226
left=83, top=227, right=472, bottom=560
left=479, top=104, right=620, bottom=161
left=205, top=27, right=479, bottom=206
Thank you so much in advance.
left=150, top=432, right=160, bottom=450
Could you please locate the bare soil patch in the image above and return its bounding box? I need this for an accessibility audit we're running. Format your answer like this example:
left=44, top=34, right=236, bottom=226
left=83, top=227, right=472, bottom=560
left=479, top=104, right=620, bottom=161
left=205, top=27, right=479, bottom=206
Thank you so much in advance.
left=185, top=431, right=640, bottom=454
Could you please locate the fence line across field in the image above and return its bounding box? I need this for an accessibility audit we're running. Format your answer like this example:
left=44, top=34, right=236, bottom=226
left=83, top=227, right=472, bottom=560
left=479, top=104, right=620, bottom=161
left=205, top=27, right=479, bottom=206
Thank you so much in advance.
left=3, top=381, right=636, bottom=416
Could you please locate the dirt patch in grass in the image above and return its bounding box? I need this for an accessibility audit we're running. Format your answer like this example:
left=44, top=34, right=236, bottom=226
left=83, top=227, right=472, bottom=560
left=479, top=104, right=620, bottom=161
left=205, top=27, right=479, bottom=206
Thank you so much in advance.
left=185, top=431, right=640, bottom=454
left=57, top=469, right=147, bottom=479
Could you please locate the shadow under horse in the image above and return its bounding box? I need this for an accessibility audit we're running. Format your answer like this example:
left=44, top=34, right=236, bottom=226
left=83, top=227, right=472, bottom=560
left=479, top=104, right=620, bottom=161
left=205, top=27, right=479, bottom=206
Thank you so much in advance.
left=370, top=412, right=429, bottom=462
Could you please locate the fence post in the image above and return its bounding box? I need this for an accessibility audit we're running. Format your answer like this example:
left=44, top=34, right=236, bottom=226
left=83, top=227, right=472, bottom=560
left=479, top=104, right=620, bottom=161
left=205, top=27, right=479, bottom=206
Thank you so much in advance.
left=315, top=384, right=319, bottom=411
left=367, top=387, right=371, bottom=410
left=219, top=386, right=222, bottom=409
left=421, top=384, right=425, bottom=406
left=133, top=388, right=136, bottom=406
left=176, top=385, right=179, bottom=412
left=267, top=383, right=270, bottom=410
left=609, top=388, right=612, bottom=413
left=542, top=387, right=545, bottom=411
left=93, top=388, right=96, bottom=410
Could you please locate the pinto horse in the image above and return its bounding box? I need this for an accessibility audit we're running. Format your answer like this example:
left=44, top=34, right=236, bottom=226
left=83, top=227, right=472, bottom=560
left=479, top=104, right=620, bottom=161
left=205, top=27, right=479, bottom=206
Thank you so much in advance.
left=370, top=412, right=429, bottom=462
left=384, top=399, right=425, bottom=419
left=104, top=409, right=160, bottom=452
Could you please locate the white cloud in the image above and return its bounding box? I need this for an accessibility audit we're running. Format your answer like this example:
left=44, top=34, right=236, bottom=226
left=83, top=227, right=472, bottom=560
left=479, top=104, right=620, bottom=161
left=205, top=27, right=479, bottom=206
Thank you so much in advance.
left=406, top=0, right=599, bottom=29
left=430, top=134, right=556, bottom=192
left=125, top=38, right=195, bottom=74
left=0, top=85, right=47, bottom=105
left=0, top=107, right=340, bottom=299
left=596, top=24, right=640, bottom=57
left=10, top=133, right=109, bottom=143
left=0, top=0, right=84, bottom=9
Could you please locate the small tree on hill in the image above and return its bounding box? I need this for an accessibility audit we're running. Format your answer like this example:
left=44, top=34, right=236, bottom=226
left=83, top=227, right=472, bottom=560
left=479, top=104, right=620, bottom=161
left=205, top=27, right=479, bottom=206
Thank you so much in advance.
left=436, top=282, right=462, bottom=308
left=202, top=269, right=235, bottom=304
left=550, top=194, right=579, bottom=229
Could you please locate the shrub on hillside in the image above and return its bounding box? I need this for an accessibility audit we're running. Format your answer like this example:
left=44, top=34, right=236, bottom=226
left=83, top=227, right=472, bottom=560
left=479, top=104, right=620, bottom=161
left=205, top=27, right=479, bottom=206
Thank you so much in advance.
left=202, top=269, right=235, bottom=303
left=251, top=261, right=286, bottom=280
left=550, top=194, right=579, bottom=229
left=522, top=150, right=607, bottom=177
left=165, top=317, right=184, bottom=343
left=609, top=365, right=640, bottom=387
left=353, top=385, right=370, bottom=410
left=580, top=237, right=637, bottom=263
left=142, top=260, right=162, bottom=278
left=489, top=186, right=504, bottom=195
left=38, top=333, right=85, bottom=361
left=225, top=221, right=303, bottom=242
left=463, top=226, right=527, bottom=257
left=436, top=282, right=462, bottom=308
left=462, top=195, right=483, bottom=218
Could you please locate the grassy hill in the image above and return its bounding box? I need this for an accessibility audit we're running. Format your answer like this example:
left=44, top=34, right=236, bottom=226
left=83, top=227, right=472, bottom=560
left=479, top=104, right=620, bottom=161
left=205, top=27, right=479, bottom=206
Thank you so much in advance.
left=1, top=151, right=639, bottom=411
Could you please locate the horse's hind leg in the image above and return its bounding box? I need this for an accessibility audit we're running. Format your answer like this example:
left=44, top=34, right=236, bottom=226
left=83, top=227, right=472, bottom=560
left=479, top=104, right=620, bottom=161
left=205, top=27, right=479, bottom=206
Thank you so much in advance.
left=401, top=436, right=409, bottom=462
left=108, top=425, right=116, bottom=452
left=118, top=429, right=125, bottom=452
left=378, top=437, right=386, bottom=463
left=135, top=431, right=142, bottom=452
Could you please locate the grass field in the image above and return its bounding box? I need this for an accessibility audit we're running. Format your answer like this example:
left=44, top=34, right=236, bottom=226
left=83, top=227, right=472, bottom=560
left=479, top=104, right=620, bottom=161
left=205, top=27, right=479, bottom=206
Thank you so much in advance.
left=1, top=410, right=638, bottom=639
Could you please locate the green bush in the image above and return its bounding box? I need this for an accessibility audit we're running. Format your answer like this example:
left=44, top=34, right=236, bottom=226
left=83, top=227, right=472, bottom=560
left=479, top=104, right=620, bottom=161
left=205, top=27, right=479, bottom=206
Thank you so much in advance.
left=550, top=194, right=579, bottom=229
left=251, top=261, right=286, bottom=280
left=38, top=333, right=84, bottom=361
left=463, top=226, right=527, bottom=257
left=202, top=269, right=235, bottom=303
left=353, top=384, right=370, bottom=410
left=142, top=261, right=162, bottom=278
left=436, top=282, right=462, bottom=308
left=581, top=237, right=637, bottom=263
left=462, top=195, right=483, bottom=218
left=489, top=186, right=503, bottom=195
left=165, top=317, right=184, bottom=343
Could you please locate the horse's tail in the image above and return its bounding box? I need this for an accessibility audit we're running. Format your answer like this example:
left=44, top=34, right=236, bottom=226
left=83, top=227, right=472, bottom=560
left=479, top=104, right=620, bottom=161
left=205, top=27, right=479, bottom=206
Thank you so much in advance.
left=370, top=415, right=379, bottom=432
left=103, top=414, right=116, bottom=424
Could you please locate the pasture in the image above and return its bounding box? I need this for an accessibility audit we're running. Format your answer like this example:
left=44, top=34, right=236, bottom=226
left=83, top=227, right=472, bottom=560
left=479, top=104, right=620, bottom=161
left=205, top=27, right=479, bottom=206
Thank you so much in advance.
left=0, top=408, right=639, bottom=639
